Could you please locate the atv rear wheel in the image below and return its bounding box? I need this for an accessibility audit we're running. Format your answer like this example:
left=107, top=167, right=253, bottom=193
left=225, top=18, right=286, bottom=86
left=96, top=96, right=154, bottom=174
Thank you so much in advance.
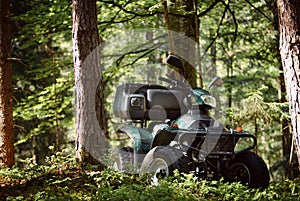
left=227, top=151, right=270, bottom=188
left=140, top=146, right=189, bottom=184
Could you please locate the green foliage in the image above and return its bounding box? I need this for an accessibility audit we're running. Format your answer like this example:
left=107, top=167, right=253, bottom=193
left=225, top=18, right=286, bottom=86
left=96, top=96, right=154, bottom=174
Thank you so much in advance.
left=14, top=73, right=74, bottom=144
left=8, top=0, right=296, bottom=183
left=0, top=154, right=299, bottom=200
left=11, top=0, right=74, bottom=163
left=226, top=87, right=290, bottom=180
left=227, top=88, right=289, bottom=127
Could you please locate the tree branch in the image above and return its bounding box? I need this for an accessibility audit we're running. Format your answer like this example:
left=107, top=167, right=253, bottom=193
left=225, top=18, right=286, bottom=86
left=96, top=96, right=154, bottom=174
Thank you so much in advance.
left=115, top=41, right=165, bottom=67
left=98, top=0, right=161, bottom=17
left=244, top=0, right=273, bottom=22
left=198, top=0, right=222, bottom=17
left=221, top=0, right=238, bottom=42
left=203, top=1, right=228, bottom=55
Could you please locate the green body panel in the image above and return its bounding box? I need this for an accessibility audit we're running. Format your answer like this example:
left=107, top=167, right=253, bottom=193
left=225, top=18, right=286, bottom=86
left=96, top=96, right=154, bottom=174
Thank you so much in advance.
left=118, top=125, right=153, bottom=152
left=192, top=88, right=209, bottom=105
left=173, top=114, right=197, bottom=129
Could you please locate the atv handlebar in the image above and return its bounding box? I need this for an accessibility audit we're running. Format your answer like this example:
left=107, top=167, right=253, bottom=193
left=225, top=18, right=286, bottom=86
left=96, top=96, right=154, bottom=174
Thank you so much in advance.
left=159, top=76, right=173, bottom=84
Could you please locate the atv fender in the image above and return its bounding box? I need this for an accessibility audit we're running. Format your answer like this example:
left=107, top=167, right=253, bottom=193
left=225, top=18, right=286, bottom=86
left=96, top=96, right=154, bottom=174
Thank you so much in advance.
left=117, top=125, right=153, bottom=153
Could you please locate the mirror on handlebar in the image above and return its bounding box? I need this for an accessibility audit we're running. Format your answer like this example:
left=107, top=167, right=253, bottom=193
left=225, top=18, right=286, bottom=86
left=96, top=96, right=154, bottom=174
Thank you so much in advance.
left=166, top=54, right=185, bottom=74
left=208, top=76, right=223, bottom=89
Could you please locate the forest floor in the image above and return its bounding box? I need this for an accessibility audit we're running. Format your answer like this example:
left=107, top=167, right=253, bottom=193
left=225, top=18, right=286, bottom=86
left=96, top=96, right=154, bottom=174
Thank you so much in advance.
left=0, top=168, right=108, bottom=200
left=0, top=155, right=299, bottom=201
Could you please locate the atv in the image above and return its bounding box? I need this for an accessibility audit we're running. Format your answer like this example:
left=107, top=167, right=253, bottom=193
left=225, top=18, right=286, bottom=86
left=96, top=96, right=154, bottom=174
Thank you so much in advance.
left=112, top=55, right=270, bottom=188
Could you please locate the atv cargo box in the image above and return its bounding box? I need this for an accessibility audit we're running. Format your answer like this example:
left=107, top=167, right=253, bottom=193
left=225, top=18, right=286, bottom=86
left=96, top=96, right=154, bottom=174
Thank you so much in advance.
left=113, top=83, right=187, bottom=120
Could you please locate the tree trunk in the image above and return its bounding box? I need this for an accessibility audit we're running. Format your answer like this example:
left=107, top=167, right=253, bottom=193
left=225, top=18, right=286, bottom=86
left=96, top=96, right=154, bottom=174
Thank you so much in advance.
left=162, top=0, right=199, bottom=87
left=277, top=0, right=300, bottom=170
left=72, top=0, right=107, bottom=166
left=268, top=0, right=294, bottom=178
left=0, top=0, right=14, bottom=167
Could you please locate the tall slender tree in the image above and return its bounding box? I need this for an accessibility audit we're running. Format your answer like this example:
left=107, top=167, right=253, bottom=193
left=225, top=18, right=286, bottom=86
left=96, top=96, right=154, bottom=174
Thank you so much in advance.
left=277, top=0, right=300, bottom=170
left=0, top=0, right=14, bottom=167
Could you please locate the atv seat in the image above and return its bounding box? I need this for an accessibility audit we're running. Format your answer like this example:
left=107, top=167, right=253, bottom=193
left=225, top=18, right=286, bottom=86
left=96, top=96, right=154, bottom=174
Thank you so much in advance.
left=145, top=89, right=185, bottom=120
left=113, top=83, right=187, bottom=121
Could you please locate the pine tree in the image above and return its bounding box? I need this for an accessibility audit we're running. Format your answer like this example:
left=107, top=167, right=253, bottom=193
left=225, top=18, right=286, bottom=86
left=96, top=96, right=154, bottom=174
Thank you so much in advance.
left=72, top=0, right=107, bottom=165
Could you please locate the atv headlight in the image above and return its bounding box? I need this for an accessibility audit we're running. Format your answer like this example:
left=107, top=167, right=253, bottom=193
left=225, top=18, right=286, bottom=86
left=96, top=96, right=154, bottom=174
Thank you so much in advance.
left=201, top=94, right=216, bottom=108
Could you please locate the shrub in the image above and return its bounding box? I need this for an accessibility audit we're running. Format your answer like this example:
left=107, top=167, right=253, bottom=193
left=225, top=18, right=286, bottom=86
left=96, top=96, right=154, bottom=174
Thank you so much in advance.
left=0, top=153, right=299, bottom=200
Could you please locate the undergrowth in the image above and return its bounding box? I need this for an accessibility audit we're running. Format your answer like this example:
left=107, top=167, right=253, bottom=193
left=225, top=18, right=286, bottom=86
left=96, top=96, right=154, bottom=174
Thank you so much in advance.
left=0, top=151, right=299, bottom=200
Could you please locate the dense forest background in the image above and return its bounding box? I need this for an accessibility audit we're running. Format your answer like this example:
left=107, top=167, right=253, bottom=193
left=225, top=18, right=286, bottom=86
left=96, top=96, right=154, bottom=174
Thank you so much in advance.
left=8, top=0, right=296, bottom=183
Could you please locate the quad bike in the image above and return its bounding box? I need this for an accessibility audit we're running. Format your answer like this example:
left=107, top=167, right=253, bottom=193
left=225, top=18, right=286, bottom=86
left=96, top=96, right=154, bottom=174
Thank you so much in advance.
left=112, top=55, right=270, bottom=188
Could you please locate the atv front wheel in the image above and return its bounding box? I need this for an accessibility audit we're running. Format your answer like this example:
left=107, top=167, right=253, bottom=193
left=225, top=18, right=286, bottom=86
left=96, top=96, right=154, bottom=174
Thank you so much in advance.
left=113, top=147, right=134, bottom=173
left=227, top=151, right=270, bottom=188
left=140, top=146, right=188, bottom=184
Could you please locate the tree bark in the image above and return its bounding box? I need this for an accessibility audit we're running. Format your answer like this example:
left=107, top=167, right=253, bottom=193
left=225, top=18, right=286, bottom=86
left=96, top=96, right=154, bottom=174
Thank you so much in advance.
left=0, top=0, right=14, bottom=167
left=272, top=0, right=292, bottom=161
left=277, top=0, right=300, bottom=170
left=162, top=0, right=199, bottom=87
left=267, top=0, right=294, bottom=177
left=72, top=0, right=107, bottom=166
